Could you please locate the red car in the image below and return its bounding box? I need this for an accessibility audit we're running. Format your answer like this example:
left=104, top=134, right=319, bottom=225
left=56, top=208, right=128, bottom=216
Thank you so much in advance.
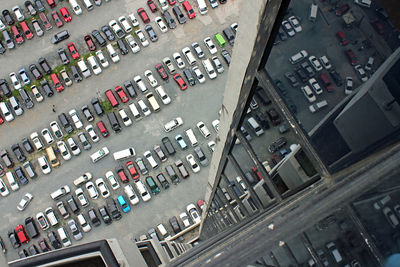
left=0, top=114, right=4, bottom=125
left=137, top=8, right=150, bottom=23
left=125, top=161, right=139, bottom=180
left=51, top=73, right=64, bottom=92
left=345, top=49, right=358, bottom=66
left=51, top=11, right=64, bottom=27
left=173, top=73, right=187, bottom=90
left=20, top=21, right=33, bottom=39
left=115, top=86, right=129, bottom=103
left=370, top=18, right=384, bottom=35
left=116, top=166, right=129, bottom=183
left=155, top=63, right=168, bottom=80
left=96, top=121, right=109, bottom=137
left=84, top=35, right=96, bottom=51
left=67, top=42, right=80, bottom=59
left=251, top=166, right=263, bottom=181
left=182, top=1, right=196, bottom=19
left=335, top=4, right=349, bottom=16
left=147, top=0, right=158, bottom=13
left=15, top=225, right=29, bottom=244
left=336, top=31, right=348, bottom=46
left=319, top=73, right=334, bottom=92
left=11, top=26, right=24, bottom=45
left=47, top=0, right=56, bottom=8
left=168, top=0, right=176, bottom=5
left=59, top=7, right=71, bottom=23
left=197, top=200, right=205, bottom=211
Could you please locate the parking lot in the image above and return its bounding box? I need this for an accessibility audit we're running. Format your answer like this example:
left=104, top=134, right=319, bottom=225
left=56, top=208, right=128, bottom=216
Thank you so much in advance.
left=0, top=0, right=240, bottom=262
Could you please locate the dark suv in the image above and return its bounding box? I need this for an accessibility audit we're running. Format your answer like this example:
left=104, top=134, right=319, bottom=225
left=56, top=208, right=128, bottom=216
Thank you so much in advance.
left=99, top=206, right=112, bottom=225
left=57, top=48, right=70, bottom=65
left=106, top=199, right=122, bottom=221
left=11, top=144, right=26, bottom=162
left=172, top=6, right=186, bottom=24
left=0, top=79, right=12, bottom=97
left=70, top=65, right=83, bottom=83
left=91, top=30, right=106, bottom=47
left=47, top=231, right=62, bottom=249
left=38, top=57, right=52, bottom=75
left=29, top=64, right=43, bottom=80
left=58, top=113, right=73, bottom=133
left=15, top=166, right=29, bottom=185
left=88, top=208, right=101, bottom=227
left=91, top=98, right=104, bottom=116
left=40, top=79, right=54, bottom=97
left=162, top=137, right=176, bottom=155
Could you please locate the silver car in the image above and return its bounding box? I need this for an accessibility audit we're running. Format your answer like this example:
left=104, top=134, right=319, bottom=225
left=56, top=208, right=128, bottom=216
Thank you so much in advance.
left=67, top=219, right=83, bottom=240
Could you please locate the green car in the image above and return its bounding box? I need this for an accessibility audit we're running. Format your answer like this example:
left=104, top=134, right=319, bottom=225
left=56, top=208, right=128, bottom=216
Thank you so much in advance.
left=146, top=176, right=160, bottom=195
left=214, top=33, right=226, bottom=48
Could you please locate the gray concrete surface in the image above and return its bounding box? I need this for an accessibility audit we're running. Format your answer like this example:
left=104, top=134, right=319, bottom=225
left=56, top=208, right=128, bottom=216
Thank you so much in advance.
left=0, top=0, right=240, bottom=262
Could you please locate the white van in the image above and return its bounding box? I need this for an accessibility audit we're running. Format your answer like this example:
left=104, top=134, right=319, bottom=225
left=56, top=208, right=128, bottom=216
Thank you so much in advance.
left=157, top=223, right=169, bottom=239
left=309, top=4, right=318, bottom=22
left=326, top=242, right=343, bottom=263
left=90, top=147, right=109, bottom=163
left=138, top=100, right=151, bottom=116
left=202, top=59, right=217, bottom=79
left=0, top=102, right=14, bottom=122
left=77, top=214, right=91, bottom=232
left=289, top=50, right=308, bottom=64
left=82, top=0, right=94, bottom=10
left=68, top=0, right=82, bottom=15
left=77, top=59, right=92, bottom=78
left=9, top=96, right=23, bottom=116
left=106, top=44, right=120, bottom=63
left=135, top=180, right=151, bottom=202
left=45, top=208, right=59, bottom=226
left=113, top=147, right=135, bottom=161
left=129, top=103, right=141, bottom=120
left=146, top=92, right=160, bottom=112
left=196, top=0, right=208, bottom=15
left=185, top=128, right=198, bottom=147
left=57, top=227, right=71, bottom=247
left=155, top=86, right=171, bottom=105
left=6, top=171, right=19, bottom=191
left=247, top=117, right=264, bottom=136
left=87, top=56, right=102, bottom=75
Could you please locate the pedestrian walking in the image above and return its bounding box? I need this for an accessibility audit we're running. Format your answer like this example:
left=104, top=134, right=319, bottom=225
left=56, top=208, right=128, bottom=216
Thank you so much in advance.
left=52, top=104, right=56, bottom=113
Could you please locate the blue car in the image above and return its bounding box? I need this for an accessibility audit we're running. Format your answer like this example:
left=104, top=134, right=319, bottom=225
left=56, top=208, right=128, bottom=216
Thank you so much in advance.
left=175, top=134, right=188, bottom=150
left=117, top=195, right=130, bottom=213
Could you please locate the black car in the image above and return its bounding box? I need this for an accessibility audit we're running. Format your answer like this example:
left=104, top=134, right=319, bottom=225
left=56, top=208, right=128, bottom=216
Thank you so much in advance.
left=162, top=137, right=176, bottom=155
left=163, top=11, right=176, bottom=29
left=40, top=79, right=54, bottom=97
left=183, top=69, right=195, bottom=86
left=145, top=25, right=158, bottom=42
left=38, top=238, right=51, bottom=252
left=29, top=64, right=43, bottom=80
left=255, top=87, right=271, bottom=105
left=254, top=112, right=270, bottom=129
left=38, top=57, right=52, bottom=75
left=99, top=206, right=112, bottom=225
left=169, top=216, right=181, bottom=234
left=172, top=6, right=186, bottom=24
left=67, top=196, right=79, bottom=213
left=91, top=97, right=104, bottom=116
left=11, top=144, right=26, bottom=162
left=156, top=173, right=170, bottom=189
left=25, top=1, right=37, bottom=16
left=18, top=249, right=29, bottom=258
left=34, top=0, right=46, bottom=12
left=330, top=69, right=343, bottom=86
left=25, top=217, right=39, bottom=238
left=70, top=65, right=82, bottom=83
left=221, top=50, right=231, bottom=66
left=0, top=40, right=5, bottom=54
left=101, top=25, right=115, bottom=41
left=51, top=30, right=69, bottom=44
left=88, top=208, right=101, bottom=227
left=223, top=27, right=235, bottom=46
left=284, top=71, right=299, bottom=87
left=8, top=231, right=20, bottom=249
left=47, top=231, right=62, bottom=249
left=301, top=61, right=315, bottom=78
left=2, top=10, right=14, bottom=25
left=58, top=113, right=73, bottom=133
left=92, top=30, right=106, bottom=46
left=285, top=97, right=297, bottom=114
left=268, top=137, right=287, bottom=153
left=57, top=48, right=70, bottom=65
left=15, top=166, right=29, bottom=185
left=123, top=81, right=136, bottom=98
left=28, top=245, right=39, bottom=255
left=295, top=66, right=308, bottom=83
left=106, top=198, right=122, bottom=220
left=81, top=105, right=94, bottom=122
left=278, top=26, right=288, bottom=41
left=0, top=79, right=12, bottom=97
left=117, top=39, right=129, bottom=55
left=274, top=80, right=287, bottom=96
left=19, top=89, right=34, bottom=109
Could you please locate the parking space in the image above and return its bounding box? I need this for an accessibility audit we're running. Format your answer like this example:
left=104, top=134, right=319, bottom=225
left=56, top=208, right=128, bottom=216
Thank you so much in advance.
left=0, top=0, right=241, bottom=262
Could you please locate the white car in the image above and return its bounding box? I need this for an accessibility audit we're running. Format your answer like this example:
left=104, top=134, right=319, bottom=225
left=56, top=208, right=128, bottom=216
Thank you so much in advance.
left=36, top=212, right=49, bottom=230
left=308, top=78, right=322, bottom=95
left=186, top=154, right=200, bottom=173
left=192, top=42, right=204, bottom=58
left=354, top=65, right=368, bottom=82
left=208, top=141, right=216, bottom=152
left=182, top=47, right=196, bottom=65
left=155, top=17, right=168, bottom=33
left=105, top=171, right=120, bottom=190
left=85, top=181, right=99, bottom=199
left=179, top=212, right=191, bottom=228
left=138, top=100, right=151, bottom=116
left=118, top=109, right=132, bottom=126
left=0, top=179, right=9, bottom=197
left=30, top=132, right=44, bottom=150
left=57, top=141, right=72, bottom=161
left=135, top=29, right=149, bottom=47
left=288, top=16, right=302, bottom=32
left=9, top=72, right=21, bottom=90
left=144, top=70, right=158, bottom=87
left=109, top=19, right=125, bottom=38
left=124, top=184, right=139, bottom=205
left=281, top=20, right=295, bottom=37
left=41, top=128, right=55, bottom=145
left=204, top=37, right=218, bottom=54
left=12, top=6, right=25, bottom=22
left=135, top=180, right=151, bottom=202
left=143, top=151, right=158, bottom=169
left=31, top=85, right=44, bottom=102
left=158, top=0, right=168, bottom=11
left=162, top=57, right=176, bottom=74
left=50, top=121, right=63, bottom=139
left=96, top=178, right=110, bottom=198
left=17, top=193, right=33, bottom=211
left=128, top=13, right=140, bottom=27
left=192, top=66, right=205, bottom=83
left=319, top=55, right=332, bottom=70
left=344, top=77, right=354, bottom=95
left=212, top=119, right=220, bottom=133
left=125, top=35, right=140, bottom=53
left=211, top=56, right=224, bottom=73
left=85, top=125, right=99, bottom=142
left=67, top=137, right=81, bottom=156
left=77, top=214, right=91, bottom=232
left=118, top=16, right=132, bottom=33
left=75, top=188, right=89, bottom=207
left=69, top=0, right=82, bottom=15
left=197, top=121, right=211, bottom=138
left=173, top=52, right=186, bottom=69
left=0, top=18, right=6, bottom=31
left=107, top=43, right=120, bottom=63
left=38, top=156, right=51, bottom=174
left=155, top=86, right=171, bottom=105
left=309, top=56, right=323, bottom=71
left=133, top=75, right=148, bottom=93
left=186, top=203, right=201, bottom=224
left=69, top=109, right=83, bottom=129
left=96, top=50, right=109, bottom=68
left=87, top=55, right=102, bottom=75
left=301, top=85, right=317, bottom=103
left=164, top=117, right=183, bottom=132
